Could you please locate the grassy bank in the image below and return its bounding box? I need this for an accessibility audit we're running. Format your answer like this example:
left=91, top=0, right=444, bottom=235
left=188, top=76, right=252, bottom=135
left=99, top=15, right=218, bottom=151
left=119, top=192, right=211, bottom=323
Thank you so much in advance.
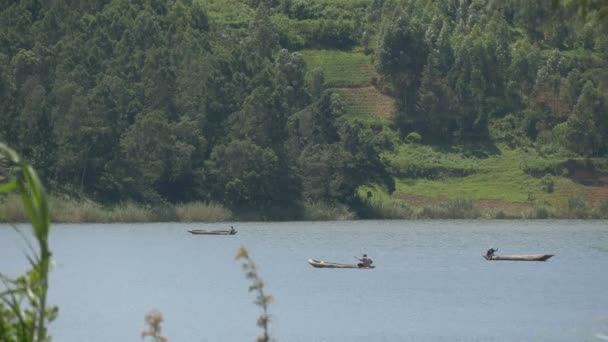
left=361, top=144, right=608, bottom=219
left=2, top=146, right=606, bottom=222
left=0, top=188, right=608, bottom=223
left=0, top=195, right=235, bottom=223
left=3, top=190, right=605, bottom=222
left=361, top=194, right=608, bottom=219
left=0, top=196, right=359, bottom=223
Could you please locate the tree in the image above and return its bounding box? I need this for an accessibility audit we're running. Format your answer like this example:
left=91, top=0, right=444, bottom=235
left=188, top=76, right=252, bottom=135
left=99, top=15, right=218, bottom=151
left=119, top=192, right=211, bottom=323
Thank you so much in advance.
left=118, top=111, right=198, bottom=202
left=296, top=143, right=354, bottom=202
left=562, top=81, right=606, bottom=156
left=206, top=139, right=281, bottom=209
left=376, top=11, right=428, bottom=137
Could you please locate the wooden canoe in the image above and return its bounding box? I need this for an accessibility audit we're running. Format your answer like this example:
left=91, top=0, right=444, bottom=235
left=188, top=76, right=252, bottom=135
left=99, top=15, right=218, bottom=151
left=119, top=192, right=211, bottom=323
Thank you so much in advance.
left=483, top=254, right=553, bottom=261
left=188, top=229, right=237, bottom=235
left=307, top=259, right=375, bottom=269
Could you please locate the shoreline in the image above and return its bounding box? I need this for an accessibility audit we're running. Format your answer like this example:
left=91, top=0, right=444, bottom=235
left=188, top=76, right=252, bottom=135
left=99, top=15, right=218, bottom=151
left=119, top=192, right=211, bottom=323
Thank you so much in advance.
left=1, top=194, right=607, bottom=223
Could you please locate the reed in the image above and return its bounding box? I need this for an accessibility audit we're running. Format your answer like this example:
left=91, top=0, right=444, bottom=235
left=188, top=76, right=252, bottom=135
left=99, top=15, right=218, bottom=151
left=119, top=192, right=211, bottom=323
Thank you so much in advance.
left=106, top=202, right=155, bottom=222
left=419, top=198, right=480, bottom=219
left=363, top=198, right=415, bottom=219
left=175, top=201, right=234, bottom=222
left=566, top=196, right=589, bottom=219
left=48, top=196, right=108, bottom=223
left=0, top=193, right=27, bottom=222
left=302, top=201, right=355, bottom=221
left=4, top=197, right=236, bottom=223
left=0, top=143, right=56, bottom=342
left=523, top=206, right=553, bottom=219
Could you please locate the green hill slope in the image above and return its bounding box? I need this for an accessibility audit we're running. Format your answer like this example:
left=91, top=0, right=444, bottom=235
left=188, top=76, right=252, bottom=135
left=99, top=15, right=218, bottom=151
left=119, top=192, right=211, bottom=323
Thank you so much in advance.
left=300, top=49, right=395, bottom=127
left=1, top=0, right=607, bottom=221
left=299, top=41, right=607, bottom=219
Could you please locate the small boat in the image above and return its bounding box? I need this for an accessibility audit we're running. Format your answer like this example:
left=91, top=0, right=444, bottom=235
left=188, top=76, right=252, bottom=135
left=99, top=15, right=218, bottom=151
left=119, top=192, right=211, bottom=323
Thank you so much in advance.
left=188, top=229, right=237, bottom=235
left=483, top=254, right=553, bottom=261
left=307, top=259, right=375, bottom=269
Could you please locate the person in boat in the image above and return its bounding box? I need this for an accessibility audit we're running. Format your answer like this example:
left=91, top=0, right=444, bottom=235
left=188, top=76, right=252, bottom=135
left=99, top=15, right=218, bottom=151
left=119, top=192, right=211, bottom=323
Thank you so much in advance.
left=229, top=226, right=236, bottom=234
left=357, top=254, right=373, bottom=268
left=486, top=248, right=497, bottom=258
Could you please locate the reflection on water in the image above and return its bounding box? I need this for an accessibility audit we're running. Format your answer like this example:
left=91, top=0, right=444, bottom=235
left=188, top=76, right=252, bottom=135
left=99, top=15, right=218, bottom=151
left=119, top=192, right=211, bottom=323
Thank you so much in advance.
left=1, top=220, right=607, bottom=341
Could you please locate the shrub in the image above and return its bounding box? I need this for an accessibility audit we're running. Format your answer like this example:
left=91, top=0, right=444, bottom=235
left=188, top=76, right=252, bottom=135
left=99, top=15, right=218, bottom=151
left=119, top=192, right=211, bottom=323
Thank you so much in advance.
left=533, top=206, right=550, bottom=219
left=540, top=175, right=555, bottom=193
left=591, top=198, right=608, bottom=219
left=302, top=200, right=355, bottom=220
left=364, top=199, right=415, bottom=219
left=405, top=132, right=422, bottom=144
left=567, top=196, right=588, bottom=218
left=494, top=210, right=508, bottom=219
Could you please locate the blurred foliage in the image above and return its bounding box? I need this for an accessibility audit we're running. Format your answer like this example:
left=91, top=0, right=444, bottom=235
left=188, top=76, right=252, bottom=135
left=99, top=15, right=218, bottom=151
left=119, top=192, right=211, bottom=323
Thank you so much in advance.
left=236, top=246, right=273, bottom=342
left=0, top=144, right=56, bottom=342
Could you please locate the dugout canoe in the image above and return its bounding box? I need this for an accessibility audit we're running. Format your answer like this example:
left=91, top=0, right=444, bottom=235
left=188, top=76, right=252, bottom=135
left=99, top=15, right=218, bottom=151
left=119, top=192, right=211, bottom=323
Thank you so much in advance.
left=483, top=254, right=553, bottom=261
left=307, top=259, right=375, bottom=269
left=188, top=229, right=237, bottom=235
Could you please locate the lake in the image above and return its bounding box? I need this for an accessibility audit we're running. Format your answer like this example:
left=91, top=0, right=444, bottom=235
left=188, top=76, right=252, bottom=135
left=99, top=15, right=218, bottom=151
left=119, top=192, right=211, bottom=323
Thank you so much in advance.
left=1, top=220, right=608, bottom=342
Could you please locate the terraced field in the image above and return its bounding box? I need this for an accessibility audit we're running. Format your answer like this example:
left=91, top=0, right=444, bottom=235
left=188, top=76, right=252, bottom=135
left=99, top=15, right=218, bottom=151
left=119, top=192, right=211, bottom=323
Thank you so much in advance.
left=336, top=87, right=395, bottom=119
left=300, top=50, right=378, bottom=87
left=300, top=49, right=395, bottom=125
left=301, top=49, right=608, bottom=218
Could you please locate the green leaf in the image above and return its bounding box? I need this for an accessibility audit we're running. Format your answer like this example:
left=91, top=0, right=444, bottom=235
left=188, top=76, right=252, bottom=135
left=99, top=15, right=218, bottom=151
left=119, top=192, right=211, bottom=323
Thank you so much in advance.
left=0, top=179, right=18, bottom=193
left=23, top=165, right=50, bottom=237
left=19, top=185, right=42, bottom=238
left=0, top=143, right=20, bottom=164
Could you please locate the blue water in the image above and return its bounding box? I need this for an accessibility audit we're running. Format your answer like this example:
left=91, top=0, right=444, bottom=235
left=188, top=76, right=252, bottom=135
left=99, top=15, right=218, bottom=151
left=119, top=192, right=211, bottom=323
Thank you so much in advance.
left=1, top=220, right=607, bottom=342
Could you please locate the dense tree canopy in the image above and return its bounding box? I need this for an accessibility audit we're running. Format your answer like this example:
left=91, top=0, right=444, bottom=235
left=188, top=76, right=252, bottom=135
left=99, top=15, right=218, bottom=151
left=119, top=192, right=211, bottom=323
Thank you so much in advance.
left=1, top=0, right=607, bottom=216
left=373, top=0, right=607, bottom=149
left=0, top=0, right=396, bottom=213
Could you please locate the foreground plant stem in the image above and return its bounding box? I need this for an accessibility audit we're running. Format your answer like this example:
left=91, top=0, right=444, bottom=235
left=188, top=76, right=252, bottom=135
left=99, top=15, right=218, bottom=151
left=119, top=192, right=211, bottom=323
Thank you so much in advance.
left=236, top=246, right=273, bottom=342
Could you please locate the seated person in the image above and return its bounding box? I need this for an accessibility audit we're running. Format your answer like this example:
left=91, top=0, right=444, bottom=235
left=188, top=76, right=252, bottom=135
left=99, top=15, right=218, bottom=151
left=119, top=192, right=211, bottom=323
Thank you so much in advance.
left=357, top=254, right=373, bottom=267
left=486, top=248, right=497, bottom=258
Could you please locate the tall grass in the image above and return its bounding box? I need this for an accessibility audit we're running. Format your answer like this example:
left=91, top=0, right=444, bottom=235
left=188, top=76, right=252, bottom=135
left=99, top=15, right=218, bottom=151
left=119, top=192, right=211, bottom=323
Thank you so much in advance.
left=302, top=200, right=355, bottom=221
left=419, top=198, right=481, bottom=219
left=1, top=197, right=235, bottom=223
left=522, top=205, right=554, bottom=219
left=592, top=199, right=608, bottom=219
left=106, top=202, right=157, bottom=222
left=0, top=193, right=27, bottom=222
left=362, top=198, right=415, bottom=219
left=48, top=196, right=109, bottom=223
left=175, top=201, right=234, bottom=222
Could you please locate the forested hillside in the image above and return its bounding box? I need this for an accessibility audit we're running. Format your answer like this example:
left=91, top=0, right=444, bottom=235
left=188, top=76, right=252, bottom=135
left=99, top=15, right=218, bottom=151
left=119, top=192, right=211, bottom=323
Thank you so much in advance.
left=1, top=0, right=607, bottom=220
